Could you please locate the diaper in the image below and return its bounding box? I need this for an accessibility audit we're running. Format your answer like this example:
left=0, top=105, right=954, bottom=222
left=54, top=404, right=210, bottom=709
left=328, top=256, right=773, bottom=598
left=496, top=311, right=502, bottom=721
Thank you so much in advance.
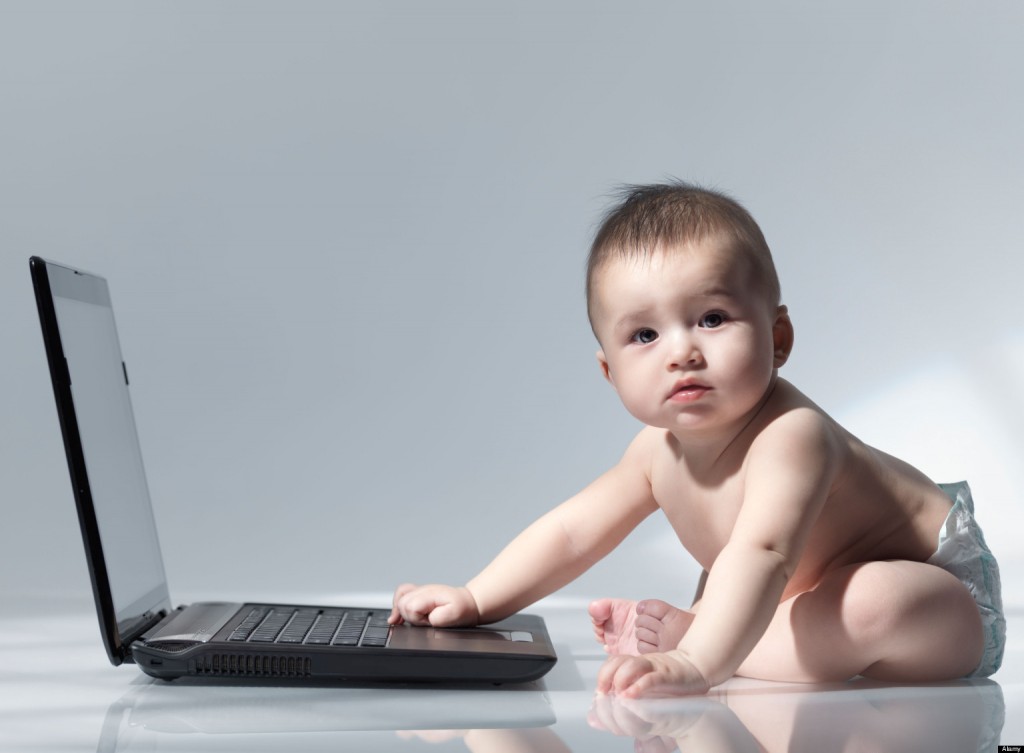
left=927, top=481, right=1005, bottom=678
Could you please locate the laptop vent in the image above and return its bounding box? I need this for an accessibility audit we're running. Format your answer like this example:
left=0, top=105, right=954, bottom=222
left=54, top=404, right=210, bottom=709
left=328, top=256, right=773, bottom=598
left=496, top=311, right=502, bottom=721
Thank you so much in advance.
left=191, top=653, right=312, bottom=678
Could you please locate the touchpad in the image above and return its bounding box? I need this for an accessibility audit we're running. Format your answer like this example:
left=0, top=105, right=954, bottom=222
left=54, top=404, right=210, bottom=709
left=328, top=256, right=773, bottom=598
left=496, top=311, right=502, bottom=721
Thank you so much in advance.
left=435, top=628, right=534, bottom=642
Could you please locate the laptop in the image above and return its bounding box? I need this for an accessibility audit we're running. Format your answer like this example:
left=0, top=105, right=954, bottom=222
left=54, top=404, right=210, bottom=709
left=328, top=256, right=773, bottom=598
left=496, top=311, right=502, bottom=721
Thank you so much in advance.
left=29, top=256, right=557, bottom=684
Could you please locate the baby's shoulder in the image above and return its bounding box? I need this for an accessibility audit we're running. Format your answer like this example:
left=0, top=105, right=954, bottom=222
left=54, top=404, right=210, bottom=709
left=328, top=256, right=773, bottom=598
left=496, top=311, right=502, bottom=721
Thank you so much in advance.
left=622, top=425, right=671, bottom=464
left=617, top=425, right=686, bottom=479
left=749, top=387, right=847, bottom=465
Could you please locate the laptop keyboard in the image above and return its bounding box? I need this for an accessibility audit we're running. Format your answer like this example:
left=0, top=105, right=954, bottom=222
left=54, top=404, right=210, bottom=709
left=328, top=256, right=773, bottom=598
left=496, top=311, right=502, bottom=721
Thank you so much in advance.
left=228, top=607, right=391, bottom=647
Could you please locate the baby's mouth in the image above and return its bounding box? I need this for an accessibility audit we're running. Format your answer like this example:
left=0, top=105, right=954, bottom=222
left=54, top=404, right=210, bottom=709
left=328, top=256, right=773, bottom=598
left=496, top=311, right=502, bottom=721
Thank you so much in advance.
left=667, top=382, right=711, bottom=402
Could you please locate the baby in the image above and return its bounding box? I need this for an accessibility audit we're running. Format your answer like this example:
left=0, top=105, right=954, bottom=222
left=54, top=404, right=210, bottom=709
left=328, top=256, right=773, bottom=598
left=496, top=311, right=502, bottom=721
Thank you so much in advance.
left=389, top=182, right=1005, bottom=698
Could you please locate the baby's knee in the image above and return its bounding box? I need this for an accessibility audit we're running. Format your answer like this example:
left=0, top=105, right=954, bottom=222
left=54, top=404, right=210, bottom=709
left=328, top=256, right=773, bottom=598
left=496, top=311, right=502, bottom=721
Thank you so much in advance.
left=837, top=563, right=901, bottom=640
left=843, top=561, right=982, bottom=650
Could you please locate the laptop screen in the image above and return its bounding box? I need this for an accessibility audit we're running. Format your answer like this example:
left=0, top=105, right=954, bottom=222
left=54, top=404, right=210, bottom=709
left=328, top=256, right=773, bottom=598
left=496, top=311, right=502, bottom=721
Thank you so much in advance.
left=43, top=262, right=170, bottom=631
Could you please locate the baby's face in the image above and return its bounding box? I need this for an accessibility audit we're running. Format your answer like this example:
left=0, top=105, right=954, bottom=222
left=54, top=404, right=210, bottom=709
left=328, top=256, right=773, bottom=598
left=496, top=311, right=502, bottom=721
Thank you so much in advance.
left=591, top=240, right=789, bottom=437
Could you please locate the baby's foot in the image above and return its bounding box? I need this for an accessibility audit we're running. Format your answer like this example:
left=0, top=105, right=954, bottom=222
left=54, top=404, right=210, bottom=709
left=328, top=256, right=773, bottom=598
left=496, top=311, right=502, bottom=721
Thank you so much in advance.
left=589, top=598, right=695, bottom=656
left=590, top=598, right=643, bottom=655
left=633, top=599, right=694, bottom=655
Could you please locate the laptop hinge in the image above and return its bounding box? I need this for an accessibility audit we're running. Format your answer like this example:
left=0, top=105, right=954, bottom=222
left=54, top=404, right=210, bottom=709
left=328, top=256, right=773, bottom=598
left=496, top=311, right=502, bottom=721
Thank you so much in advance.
left=119, top=608, right=173, bottom=660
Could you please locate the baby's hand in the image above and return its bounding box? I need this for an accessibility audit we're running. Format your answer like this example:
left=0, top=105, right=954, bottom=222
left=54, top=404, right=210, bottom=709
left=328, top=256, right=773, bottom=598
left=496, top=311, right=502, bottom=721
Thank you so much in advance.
left=389, top=583, right=481, bottom=627
left=596, top=649, right=710, bottom=699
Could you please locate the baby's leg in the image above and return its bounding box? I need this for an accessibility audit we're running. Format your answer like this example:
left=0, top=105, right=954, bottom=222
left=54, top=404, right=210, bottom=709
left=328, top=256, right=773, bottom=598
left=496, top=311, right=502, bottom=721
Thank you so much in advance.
left=737, top=560, right=984, bottom=683
left=589, top=598, right=694, bottom=656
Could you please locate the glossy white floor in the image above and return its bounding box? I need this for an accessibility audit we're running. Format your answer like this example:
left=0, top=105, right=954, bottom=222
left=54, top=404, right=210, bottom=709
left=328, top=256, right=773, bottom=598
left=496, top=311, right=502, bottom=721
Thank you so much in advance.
left=1, top=593, right=1018, bottom=752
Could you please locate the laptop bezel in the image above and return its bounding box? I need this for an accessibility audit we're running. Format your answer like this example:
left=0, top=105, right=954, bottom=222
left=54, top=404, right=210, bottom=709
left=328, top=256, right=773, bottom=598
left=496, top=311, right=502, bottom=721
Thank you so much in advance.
left=30, top=256, right=171, bottom=665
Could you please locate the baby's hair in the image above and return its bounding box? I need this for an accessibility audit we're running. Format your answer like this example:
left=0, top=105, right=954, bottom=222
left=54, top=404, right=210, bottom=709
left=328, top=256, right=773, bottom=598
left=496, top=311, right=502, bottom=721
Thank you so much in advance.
left=586, top=180, right=781, bottom=322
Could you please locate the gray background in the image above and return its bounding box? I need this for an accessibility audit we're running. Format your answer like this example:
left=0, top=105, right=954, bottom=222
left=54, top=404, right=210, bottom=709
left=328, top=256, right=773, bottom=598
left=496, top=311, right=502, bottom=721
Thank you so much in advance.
left=3, top=1, right=1022, bottom=615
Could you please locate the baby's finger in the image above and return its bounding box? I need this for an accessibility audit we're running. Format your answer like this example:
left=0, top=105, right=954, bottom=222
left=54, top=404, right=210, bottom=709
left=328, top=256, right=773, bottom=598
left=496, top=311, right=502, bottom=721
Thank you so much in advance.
left=618, top=670, right=660, bottom=699
left=389, top=583, right=419, bottom=624
left=598, top=655, right=652, bottom=695
left=399, top=590, right=446, bottom=626
left=596, top=654, right=631, bottom=694
left=425, top=601, right=464, bottom=628
left=611, top=659, right=657, bottom=698
left=621, top=669, right=697, bottom=700
left=392, top=583, right=418, bottom=605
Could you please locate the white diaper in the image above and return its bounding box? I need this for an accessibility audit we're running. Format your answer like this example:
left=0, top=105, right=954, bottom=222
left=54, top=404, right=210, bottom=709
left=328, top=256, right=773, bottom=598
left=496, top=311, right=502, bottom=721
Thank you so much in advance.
left=927, top=481, right=1005, bottom=678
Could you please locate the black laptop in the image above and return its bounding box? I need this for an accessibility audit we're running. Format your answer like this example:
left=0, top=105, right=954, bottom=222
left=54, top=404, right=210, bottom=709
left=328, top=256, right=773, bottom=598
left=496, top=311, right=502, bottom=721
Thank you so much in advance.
left=30, top=256, right=556, bottom=684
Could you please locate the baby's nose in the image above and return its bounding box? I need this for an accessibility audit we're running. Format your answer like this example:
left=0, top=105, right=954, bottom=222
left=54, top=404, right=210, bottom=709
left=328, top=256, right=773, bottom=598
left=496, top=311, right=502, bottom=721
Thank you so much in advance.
left=667, top=334, right=703, bottom=369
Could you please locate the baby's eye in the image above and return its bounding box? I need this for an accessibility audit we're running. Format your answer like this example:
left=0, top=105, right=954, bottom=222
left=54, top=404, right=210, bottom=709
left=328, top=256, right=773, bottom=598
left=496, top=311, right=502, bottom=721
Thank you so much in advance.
left=699, top=312, right=728, bottom=329
left=631, top=328, right=659, bottom=344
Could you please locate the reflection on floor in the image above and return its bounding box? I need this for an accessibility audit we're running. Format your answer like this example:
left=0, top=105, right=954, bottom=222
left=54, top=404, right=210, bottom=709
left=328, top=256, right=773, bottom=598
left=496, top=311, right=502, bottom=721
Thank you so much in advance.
left=587, top=678, right=1004, bottom=753
left=94, top=674, right=1009, bottom=752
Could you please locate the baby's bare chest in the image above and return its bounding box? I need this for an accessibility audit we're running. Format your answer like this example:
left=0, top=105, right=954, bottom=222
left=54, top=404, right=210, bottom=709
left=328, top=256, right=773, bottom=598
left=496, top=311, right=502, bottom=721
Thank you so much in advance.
left=650, top=466, right=746, bottom=570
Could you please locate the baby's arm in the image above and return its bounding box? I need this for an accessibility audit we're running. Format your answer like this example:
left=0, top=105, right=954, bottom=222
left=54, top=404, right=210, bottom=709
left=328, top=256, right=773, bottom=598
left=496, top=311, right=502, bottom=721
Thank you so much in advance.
left=391, top=431, right=661, bottom=627
left=600, top=412, right=840, bottom=696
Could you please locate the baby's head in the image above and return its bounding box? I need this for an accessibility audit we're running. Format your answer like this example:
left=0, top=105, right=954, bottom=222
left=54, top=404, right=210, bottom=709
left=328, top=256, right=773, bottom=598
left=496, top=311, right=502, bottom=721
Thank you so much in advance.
left=586, top=181, right=781, bottom=338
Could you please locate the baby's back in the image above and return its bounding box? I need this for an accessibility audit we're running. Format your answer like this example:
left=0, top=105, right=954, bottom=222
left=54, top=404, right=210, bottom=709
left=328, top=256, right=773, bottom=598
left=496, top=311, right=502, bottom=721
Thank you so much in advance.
left=788, top=433, right=951, bottom=597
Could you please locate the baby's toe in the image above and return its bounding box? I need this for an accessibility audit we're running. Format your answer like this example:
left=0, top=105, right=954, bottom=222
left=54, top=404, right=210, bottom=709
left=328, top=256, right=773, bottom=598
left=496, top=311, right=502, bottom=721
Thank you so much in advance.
left=589, top=598, right=613, bottom=623
left=636, top=599, right=675, bottom=620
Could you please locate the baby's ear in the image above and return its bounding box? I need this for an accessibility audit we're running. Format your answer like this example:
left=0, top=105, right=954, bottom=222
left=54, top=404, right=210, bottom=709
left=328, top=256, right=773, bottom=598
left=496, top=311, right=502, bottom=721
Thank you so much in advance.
left=772, top=305, right=794, bottom=367
left=596, top=350, right=614, bottom=385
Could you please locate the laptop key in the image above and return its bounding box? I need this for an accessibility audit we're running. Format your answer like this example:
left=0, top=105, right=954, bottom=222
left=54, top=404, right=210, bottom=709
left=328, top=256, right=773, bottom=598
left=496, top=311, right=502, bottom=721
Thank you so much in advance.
left=304, top=613, right=342, bottom=645
left=277, top=610, right=318, bottom=643
left=228, top=607, right=268, bottom=641
left=362, top=626, right=390, bottom=647
left=249, top=610, right=292, bottom=642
